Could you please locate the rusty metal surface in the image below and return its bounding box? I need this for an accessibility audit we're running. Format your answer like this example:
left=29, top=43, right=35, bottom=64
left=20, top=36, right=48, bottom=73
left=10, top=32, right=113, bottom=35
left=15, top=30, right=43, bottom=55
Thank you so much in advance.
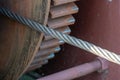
left=44, top=26, right=71, bottom=40
left=35, top=46, right=61, bottom=58
left=40, top=39, right=64, bottom=50
left=28, top=1, right=79, bottom=71
left=50, top=2, right=79, bottom=18
left=52, top=0, right=79, bottom=6
left=0, top=0, right=50, bottom=79
left=48, top=15, right=75, bottom=28
left=28, top=60, right=48, bottom=72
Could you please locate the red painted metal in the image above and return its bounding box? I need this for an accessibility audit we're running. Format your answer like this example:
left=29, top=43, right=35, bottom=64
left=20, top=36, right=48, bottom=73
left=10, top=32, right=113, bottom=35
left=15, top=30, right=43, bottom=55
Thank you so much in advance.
left=37, top=58, right=108, bottom=80
left=42, top=0, right=120, bottom=80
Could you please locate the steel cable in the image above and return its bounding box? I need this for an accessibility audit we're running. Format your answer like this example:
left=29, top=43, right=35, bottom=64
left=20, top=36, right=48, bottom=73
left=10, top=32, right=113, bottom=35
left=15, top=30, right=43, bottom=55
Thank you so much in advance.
left=0, top=8, right=120, bottom=65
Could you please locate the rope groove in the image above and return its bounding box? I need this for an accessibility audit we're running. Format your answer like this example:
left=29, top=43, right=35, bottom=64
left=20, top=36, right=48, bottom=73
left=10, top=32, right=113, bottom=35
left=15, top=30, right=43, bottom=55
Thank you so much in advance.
left=0, top=8, right=120, bottom=65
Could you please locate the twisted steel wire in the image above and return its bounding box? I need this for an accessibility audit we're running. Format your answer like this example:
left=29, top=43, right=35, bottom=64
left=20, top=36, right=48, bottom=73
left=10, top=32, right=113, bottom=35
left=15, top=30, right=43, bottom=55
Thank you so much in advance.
left=0, top=8, right=120, bottom=65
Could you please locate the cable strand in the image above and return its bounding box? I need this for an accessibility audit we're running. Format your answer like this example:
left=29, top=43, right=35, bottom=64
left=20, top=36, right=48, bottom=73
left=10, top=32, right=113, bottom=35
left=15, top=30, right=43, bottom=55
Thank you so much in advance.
left=0, top=8, right=120, bottom=65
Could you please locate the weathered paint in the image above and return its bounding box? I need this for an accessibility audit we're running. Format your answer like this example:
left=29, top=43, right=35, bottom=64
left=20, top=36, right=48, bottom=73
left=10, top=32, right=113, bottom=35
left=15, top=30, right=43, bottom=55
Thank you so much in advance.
left=0, top=0, right=50, bottom=79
